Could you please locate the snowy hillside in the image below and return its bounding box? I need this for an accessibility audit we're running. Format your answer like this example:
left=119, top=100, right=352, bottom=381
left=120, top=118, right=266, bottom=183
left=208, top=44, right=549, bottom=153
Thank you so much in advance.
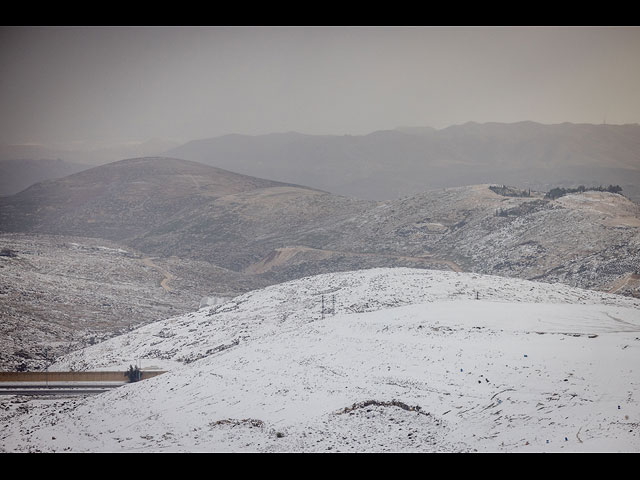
left=2, top=268, right=639, bottom=452
left=326, top=186, right=640, bottom=294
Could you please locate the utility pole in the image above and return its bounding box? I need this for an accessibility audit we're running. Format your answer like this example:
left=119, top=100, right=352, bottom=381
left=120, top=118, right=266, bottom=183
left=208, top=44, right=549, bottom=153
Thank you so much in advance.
left=44, top=347, right=49, bottom=386
left=321, top=295, right=325, bottom=320
left=332, top=295, right=335, bottom=315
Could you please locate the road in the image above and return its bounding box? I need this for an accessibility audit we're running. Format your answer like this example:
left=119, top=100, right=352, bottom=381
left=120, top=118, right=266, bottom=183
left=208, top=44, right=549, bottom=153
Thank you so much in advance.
left=607, top=272, right=640, bottom=294
left=142, top=257, right=175, bottom=292
left=0, top=383, right=125, bottom=396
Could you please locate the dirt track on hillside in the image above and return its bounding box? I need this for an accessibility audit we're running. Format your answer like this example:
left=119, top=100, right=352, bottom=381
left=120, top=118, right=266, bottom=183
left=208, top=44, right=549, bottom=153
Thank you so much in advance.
left=607, top=273, right=640, bottom=294
left=142, top=257, right=175, bottom=292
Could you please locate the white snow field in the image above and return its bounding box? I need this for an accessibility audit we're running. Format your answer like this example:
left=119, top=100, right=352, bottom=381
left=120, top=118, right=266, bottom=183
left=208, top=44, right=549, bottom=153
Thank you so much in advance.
left=2, top=268, right=639, bottom=452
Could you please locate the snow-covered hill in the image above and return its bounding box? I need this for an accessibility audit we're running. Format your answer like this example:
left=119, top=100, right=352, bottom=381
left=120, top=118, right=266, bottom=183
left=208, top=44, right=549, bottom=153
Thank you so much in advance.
left=2, top=268, right=639, bottom=452
left=326, top=186, right=640, bottom=294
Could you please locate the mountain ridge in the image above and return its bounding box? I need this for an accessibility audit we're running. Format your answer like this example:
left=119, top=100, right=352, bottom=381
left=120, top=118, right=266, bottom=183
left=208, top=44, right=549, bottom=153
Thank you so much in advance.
left=165, top=122, right=640, bottom=202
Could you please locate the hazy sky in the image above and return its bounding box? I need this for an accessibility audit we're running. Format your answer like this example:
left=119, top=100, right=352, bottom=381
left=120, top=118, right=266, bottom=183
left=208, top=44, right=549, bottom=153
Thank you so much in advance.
left=1, top=26, right=639, bottom=149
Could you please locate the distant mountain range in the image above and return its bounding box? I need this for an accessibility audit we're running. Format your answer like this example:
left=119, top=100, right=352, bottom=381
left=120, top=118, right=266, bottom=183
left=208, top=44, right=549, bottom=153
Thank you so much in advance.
left=0, top=138, right=180, bottom=167
left=0, top=138, right=180, bottom=195
left=165, top=122, right=640, bottom=203
left=3, top=123, right=639, bottom=202
left=0, top=158, right=90, bottom=196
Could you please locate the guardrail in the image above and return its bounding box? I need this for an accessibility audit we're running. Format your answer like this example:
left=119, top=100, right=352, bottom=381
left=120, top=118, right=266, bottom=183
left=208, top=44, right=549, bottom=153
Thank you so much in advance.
left=0, top=371, right=167, bottom=383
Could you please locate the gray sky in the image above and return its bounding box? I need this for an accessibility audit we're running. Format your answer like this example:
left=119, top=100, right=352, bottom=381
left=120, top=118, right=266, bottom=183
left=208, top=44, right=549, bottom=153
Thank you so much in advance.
left=1, top=26, right=639, bottom=149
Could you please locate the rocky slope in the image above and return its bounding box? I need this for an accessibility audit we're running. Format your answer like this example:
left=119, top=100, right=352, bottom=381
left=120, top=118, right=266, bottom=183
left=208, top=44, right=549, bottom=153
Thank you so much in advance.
left=0, top=233, right=270, bottom=371
left=244, top=185, right=640, bottom=295
left=326, top=186, right=640, bottom=293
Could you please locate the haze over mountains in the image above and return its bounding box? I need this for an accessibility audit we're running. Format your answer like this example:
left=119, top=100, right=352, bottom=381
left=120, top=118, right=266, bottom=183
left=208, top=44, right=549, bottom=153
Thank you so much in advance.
left=0, top=138, right=180, bottom=196
left=0, top=138, right=180, bottom=167
left=0, top=159, right=89, bottom=197
left=3, top=122, right=639, bottom=202
left=165, top=122, right=640, bottom=203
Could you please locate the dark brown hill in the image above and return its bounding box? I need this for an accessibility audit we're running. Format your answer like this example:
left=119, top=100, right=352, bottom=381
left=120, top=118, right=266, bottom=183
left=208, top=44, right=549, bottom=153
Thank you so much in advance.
left=0, top=156, right=374, bottom=271
left=0, top=156, right=316, bottom=241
